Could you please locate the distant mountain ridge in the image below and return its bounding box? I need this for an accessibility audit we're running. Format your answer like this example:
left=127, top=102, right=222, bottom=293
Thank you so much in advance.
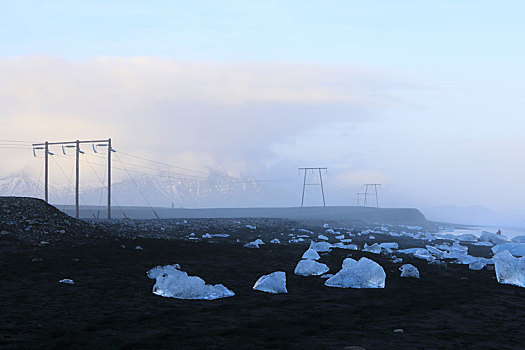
left=0, top=173, right=270, bottom=208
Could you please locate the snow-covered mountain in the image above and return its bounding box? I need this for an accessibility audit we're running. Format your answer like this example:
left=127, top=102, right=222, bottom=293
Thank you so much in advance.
left=0, top=172, right=283, bottom=208
left=0, top=174, right=44, bottom=198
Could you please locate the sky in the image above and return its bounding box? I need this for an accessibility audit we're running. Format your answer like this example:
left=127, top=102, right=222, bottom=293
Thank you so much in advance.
left=1, top=1, right=525, bottom=221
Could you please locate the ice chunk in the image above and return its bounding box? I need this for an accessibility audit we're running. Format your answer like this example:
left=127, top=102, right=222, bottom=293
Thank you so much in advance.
left=369, top=235, right=375, bottom=240
left=393, top=258, right=403, bottom=264
left=212, top=234, right=230, bottom=238
left=244, top=242, right=259, bottom=248
left=362, top=243, right=381, bottom=254
left=379, top=242, right=399, bottom=250
left=309, top=241, right=332, bottom=252
left=325, top=228, right=335, bottom=234
left=202, top=233, right=212, bottom=239
left=270, top=238, right=280, bottom=244
left=135, top=245, right=143, bottom=250
left=493, top=250, right=525, bottom=288
left=492, top=243, right=525, bottom=257
left=325, top=257, right=386, bottom=288
left=473, top=241, right=493, bottom=246
left=332, top=243, right=358, bottom=250
left=147, top=265, right=235, bottom=300
left=456, top=234, right=478, bottom=242
left=294, top=259, right=330, bottom=276
left=320, top=274, right=334, bottom=279
left=323, top=223, right=330, bottom=229
left=426, top=245, right=445, bottom=259
left=511, top=235, right=525, bottom=243
left=335, top=234, right=345, bottom=240
left=318, top=234, right=329, bottom=241
left=253, top=271, right=287, bottom=294
left=469, top=259, right=488, bottom=271
left=59, top=279, right=75, bottom=285
left=479, top=231, right=507, bottom=245
left=302, top=249, right=321, bottom=260
left=399, top=264, right=420, bottom=278
left=246, top=225, right=257, bottom=230
left=397, top=248, right=434, bottom=261
left=443, top=251, right=478, bottom=264
left=254, top=239, right=265, bottom=245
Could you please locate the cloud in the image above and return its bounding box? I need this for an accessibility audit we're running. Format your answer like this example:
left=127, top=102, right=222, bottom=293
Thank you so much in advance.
left=0, top=56, right=410, bottom=176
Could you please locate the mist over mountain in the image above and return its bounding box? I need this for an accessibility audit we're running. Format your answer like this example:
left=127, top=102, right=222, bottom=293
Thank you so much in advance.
left=0, top=173, right=291, bottom=209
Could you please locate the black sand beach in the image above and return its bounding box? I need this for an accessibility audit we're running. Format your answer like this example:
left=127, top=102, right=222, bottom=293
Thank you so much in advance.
left=1, top=197, right=524, bottom=349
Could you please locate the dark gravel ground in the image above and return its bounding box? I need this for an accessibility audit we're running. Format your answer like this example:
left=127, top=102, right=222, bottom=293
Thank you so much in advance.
left=1, top=197, right=524, bottom=349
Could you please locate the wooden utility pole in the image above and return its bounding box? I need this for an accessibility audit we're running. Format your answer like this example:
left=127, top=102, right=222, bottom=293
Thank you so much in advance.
left=44, top=141, right=49, bottom=203
left=32, top=139, right=113, bottom=219
left=107, top=138, right=112, bottom=220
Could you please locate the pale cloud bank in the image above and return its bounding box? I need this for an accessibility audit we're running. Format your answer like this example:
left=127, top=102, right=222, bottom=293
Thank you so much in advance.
left=0, top=56, right=408, bottom=176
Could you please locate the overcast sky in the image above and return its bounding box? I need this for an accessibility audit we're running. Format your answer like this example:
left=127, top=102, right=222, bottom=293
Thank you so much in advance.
left=1, top=1, right=524, bottom=217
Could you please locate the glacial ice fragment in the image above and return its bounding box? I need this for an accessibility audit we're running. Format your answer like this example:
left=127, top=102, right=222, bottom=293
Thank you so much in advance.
left=309, top=241, right=332, bottom=252
left=492, top=243, right=525, bottom=257
left=147, top=265, right=235, bottom=300
left=325, top=257, right=386, bottom=288
left=302, top=248, right=321, bottom=260
left=399, top=264, right=420, bottom=278
left=253, top=271, right=287, bottom=294
left=294, top=259, right=330, bottom=276
left=493, top=250, right=525, bottom=288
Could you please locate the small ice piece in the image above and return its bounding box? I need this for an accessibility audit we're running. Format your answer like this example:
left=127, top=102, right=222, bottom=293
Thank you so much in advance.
left=147, top=265, right=235, bottom=300
left=325, top=228, right=335, bottom=234
left=369, top=235, right=375, bottom=240
left=493, top=250, right=525, bottom=288
left=511, top=235, right=525, bottom=243
left=426, top=245, right=444, bottom=258
left=294, top=259, right=330, bottom=276
left=323, top=223, right=330, bottom=229
left=183, top=220, right=188, bottom=224
left=469, top=259, right=487, bottom=270
left=335, top=234, right=345, bottom=240
left=253, top=271, right=287, bottom=294
left=246, top=225, right=257, bottom=230
left=393, top=258, right=403, bottom=264
left=309, top=241, right=332, bottom=252
left=473, top=241, right=493, bottom=246
left=40, top=241, right=49, bottom=245
left=379, top=242, right=399, bottom=250
left=479, top=231, right=507, bottom=245
left=340, top=238, right=353, bottom=243
left=318, top=234, right=329, bottom=241
left=298, top=229, right=313, bottom=234
left=397, top=248, right=434, bottom=261
left=456, top=234, right=478, bottom=242
left=59, top=279, right=75, bottom=285
left=325, top=257, right=386, bottom=288
left=362, top=243, right=381, bottom=254
left=270, top=238, right=280, bottom=244
left=135, top=245, right=143, bottom=250
left=189, top=233, right=195, bottom=237
left=492, top=243, right=525, bottom=257
left=212, top=234, right=230, bottom=238
left=399, top=264, right=420, bottom=278
left=244, top=242, right=259, bottom=248
left=202, top=233, right=212, bottom=239
left=254, top=238, right=265, bottom=245
left=332, top=243, right=358, bottom=250
left=320, top=274, right=334, bottom=279
left=302, top=249, right=321, bottom=260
